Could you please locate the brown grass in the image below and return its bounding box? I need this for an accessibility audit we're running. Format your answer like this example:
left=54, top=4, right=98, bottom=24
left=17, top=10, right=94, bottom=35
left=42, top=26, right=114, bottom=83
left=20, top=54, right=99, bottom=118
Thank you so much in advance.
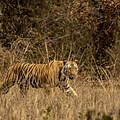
left=0, top=73, right=120, bottom=120
left=0, top=41, right=120, bottom=120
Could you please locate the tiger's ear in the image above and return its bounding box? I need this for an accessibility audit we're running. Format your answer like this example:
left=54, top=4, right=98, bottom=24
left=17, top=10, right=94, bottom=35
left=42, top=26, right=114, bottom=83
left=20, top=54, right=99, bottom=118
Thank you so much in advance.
left=75, top=59, right=78, bottom=62
left=75, top=59, right=78, bottom=64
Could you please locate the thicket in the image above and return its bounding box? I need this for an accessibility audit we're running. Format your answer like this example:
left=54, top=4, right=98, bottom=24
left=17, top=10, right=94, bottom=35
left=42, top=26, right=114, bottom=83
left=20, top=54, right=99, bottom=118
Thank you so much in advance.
left=0, top=0, right=120, bottom=75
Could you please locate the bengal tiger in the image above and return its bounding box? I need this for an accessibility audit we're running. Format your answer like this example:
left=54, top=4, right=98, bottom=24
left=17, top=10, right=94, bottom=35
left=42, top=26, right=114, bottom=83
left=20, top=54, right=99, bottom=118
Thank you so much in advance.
left=0, top=60, right=78, bottom=97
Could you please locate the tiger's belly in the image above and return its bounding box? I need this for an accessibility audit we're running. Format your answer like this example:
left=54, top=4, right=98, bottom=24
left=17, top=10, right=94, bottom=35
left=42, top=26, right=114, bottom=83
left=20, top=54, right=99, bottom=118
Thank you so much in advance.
left=30, top=75, right=60, bottom=89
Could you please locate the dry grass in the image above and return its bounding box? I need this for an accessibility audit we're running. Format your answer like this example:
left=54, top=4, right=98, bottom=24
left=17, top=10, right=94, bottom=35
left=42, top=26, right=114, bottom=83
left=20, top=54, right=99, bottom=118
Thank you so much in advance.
left=0, top=74, right=120, bottom=120
left=0, top=45, right=120, bottom=120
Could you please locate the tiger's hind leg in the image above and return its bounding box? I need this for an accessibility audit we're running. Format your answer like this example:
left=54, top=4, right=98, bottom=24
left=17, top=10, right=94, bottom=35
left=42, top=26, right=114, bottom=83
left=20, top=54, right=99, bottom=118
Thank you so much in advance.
left=0, top=81, right=15, bottom=95
left=18, top=80, right=29, bottom=97
left=0, top=84, right=9, bottom=95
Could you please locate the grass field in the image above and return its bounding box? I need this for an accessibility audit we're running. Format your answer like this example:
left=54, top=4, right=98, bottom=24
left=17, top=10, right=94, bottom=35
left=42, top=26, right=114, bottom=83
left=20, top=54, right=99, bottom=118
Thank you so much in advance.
left=0, top=74, right=120, bottom=120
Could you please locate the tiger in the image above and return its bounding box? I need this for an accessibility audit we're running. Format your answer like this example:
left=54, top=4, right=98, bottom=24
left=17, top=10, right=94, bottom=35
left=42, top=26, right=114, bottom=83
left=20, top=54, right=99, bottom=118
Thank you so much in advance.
left=0, top=60, right=78, bottom=97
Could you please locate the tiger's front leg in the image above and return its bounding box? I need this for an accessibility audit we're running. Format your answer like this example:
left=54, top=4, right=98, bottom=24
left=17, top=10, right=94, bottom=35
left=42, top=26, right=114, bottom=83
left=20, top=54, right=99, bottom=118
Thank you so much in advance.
left=59, top=77, right=78, bottom=97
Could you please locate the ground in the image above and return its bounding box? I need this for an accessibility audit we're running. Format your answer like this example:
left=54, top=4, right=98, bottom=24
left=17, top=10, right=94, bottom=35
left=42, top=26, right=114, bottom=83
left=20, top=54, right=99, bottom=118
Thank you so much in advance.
left=0, top=75, right=120, bottom=120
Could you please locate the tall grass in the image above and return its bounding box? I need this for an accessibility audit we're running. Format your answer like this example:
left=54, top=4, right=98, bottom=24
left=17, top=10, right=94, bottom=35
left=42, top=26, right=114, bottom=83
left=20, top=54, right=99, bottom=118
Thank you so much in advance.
left=0, top=43, right=120, bottom=120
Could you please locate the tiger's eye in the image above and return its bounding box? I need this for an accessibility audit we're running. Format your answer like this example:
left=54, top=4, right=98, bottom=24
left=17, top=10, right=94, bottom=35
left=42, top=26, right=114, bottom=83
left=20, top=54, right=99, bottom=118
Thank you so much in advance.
left=74, top=65, right=78, bottom=70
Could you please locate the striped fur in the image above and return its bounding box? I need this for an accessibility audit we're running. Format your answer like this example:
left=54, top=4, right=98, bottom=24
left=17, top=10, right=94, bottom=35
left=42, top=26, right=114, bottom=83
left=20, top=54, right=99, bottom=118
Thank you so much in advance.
left=0, top=60, right=78, bottom=97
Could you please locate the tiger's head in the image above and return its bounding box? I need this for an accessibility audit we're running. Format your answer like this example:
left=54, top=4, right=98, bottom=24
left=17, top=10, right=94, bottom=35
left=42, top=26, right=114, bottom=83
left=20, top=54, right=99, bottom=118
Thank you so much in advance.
left=61, top=60, right=78, bottom=80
